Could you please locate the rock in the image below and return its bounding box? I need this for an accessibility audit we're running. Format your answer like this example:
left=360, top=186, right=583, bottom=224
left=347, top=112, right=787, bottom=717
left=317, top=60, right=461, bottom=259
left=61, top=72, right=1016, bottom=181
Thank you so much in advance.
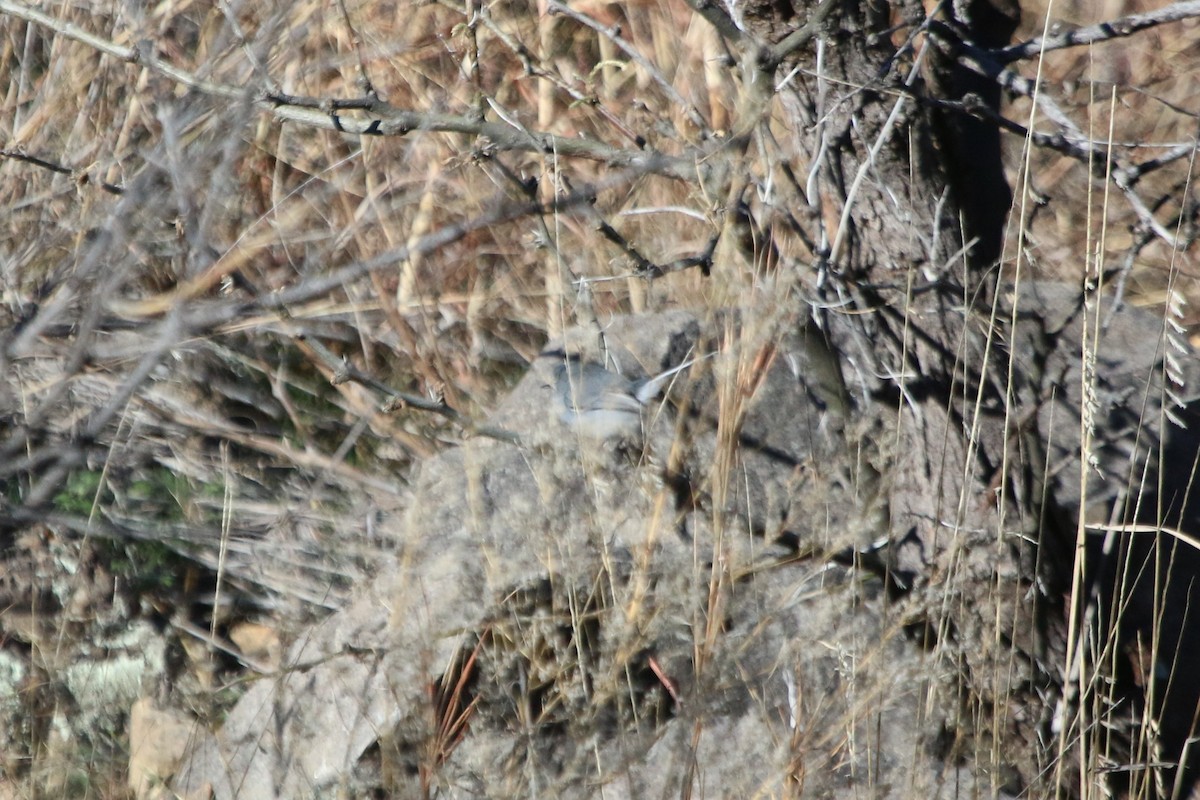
left=171, top=295, right=1200, bottom=798
left=128, top=697, right=200, bottom=800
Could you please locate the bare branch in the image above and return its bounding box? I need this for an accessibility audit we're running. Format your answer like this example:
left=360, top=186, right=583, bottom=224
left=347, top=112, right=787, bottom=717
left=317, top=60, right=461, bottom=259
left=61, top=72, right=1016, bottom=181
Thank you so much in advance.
left=932, top=23, right=1186, bottom=249
left=0, top=0, right=700, bottom=181
left=680, top=0, right=745, bottom=44
left=102, top=166, right=667, bottom=327
left=1115, top=142, right=1199, bottom=187
left=997, top=1, right=1200, bottom=64
left=762, top=0, right=843, bottom=69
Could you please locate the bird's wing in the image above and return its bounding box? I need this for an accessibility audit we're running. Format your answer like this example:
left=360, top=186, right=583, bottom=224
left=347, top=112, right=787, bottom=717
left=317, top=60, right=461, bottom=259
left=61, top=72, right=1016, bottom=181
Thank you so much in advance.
left=593, top=386, right=645, bottom=413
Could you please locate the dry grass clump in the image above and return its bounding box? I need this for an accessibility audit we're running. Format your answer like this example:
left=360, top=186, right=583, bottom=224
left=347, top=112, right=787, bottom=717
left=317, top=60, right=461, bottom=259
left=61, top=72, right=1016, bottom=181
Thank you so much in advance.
left=0, top=0, right=736, bottom=792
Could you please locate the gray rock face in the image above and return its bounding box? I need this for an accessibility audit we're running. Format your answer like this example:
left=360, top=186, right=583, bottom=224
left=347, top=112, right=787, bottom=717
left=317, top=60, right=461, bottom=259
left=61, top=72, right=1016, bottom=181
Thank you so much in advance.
left=172, top=290, right=1200, bottom=799
left=1002, top=281, right=1200, bottom=519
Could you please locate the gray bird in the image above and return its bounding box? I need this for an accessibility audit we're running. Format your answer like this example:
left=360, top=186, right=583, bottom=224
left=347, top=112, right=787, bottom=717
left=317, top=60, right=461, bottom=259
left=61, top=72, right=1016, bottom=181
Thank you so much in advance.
left=543, top=349, right=708, bottom=440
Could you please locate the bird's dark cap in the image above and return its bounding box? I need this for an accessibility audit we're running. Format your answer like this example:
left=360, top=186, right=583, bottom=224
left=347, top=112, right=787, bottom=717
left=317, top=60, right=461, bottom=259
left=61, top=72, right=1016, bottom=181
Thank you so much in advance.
left=537, top=346, right=583, bottom=362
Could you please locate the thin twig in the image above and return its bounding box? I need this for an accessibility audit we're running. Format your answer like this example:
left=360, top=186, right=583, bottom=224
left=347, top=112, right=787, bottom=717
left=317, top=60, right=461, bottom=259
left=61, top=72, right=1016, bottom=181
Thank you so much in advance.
left=297, top=333, right=523, bottom=445
left=0, top=148, right=125, bottom=194
left=545, top=0, right=710, bottom=133
left=334, top=0, right=377, bottom=97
